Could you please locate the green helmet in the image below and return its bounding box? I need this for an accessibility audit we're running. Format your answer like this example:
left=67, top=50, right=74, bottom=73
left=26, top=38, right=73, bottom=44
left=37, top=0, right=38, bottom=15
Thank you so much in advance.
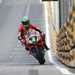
left=21, top=16, right=30, bottom=30
left=21, top=16, right=29, bottom=23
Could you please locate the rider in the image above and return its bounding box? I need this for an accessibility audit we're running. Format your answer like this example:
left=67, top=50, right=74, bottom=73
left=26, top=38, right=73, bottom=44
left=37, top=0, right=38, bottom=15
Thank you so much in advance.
left=18, top=16, right=49, bottom=50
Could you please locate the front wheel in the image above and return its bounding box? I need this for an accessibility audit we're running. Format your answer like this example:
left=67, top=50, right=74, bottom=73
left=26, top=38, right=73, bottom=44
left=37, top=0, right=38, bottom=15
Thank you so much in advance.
left=31, top=47, right=45, bottom=64
left=38, top=57, right=45, bottom=64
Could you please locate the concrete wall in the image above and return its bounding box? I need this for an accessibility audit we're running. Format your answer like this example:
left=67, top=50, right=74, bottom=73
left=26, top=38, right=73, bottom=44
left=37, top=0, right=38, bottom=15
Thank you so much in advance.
left=49, top=1, right=59, bottom=51
left=43, top=1, right=59, bottom=51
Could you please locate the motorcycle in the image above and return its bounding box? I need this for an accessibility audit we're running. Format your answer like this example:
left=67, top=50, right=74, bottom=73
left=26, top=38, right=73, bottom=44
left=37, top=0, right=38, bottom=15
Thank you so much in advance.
left=24, top=30, right=45, bottom=64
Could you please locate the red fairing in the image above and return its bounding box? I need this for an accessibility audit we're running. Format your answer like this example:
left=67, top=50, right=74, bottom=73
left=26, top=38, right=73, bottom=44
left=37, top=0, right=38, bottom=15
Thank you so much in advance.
left=26, top=38, right=44, bottom=50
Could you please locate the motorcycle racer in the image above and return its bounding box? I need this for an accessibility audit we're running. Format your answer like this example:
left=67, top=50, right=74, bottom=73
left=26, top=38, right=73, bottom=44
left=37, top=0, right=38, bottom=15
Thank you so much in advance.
left=18, top=16, right=49, bottom=51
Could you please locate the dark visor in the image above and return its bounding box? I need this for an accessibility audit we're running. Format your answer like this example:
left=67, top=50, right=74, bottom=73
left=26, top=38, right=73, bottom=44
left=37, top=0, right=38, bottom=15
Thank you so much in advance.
left=22, top=20, right=29, bottom=25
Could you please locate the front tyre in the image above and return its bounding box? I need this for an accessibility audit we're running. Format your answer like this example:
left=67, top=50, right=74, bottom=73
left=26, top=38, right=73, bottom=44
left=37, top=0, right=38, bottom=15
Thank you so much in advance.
left=38, top=57, right=45, bottom=64
left=31, top=47, right=45, bottom=64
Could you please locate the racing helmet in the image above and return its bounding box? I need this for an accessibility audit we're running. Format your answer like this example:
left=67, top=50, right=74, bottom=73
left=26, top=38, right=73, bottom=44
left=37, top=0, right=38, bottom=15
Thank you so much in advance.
left=21, top=16, right=30, bottom=30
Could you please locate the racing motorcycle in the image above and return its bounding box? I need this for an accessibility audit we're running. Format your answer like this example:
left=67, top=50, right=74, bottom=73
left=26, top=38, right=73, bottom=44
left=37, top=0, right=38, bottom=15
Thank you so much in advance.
left=24, top=30, right=45, bottom=64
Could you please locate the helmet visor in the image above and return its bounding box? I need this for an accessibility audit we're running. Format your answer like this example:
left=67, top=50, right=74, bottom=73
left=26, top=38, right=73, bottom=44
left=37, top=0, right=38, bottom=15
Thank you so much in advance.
left=22, top=20, right=30, bottom=30
left=22, top=20, right=30, bottom=25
